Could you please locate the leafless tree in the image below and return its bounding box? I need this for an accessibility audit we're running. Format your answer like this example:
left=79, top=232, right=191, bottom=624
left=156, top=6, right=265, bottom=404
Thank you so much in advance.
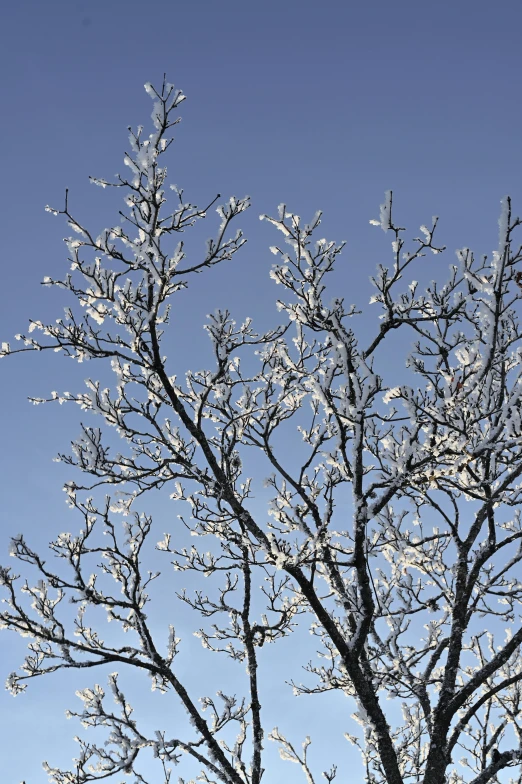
left=2, top=77, right=522, bottom=784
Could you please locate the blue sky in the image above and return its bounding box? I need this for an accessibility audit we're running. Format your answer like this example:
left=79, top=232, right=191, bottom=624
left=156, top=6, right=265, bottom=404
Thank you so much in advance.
left=1, top=1, right=522, bottom=781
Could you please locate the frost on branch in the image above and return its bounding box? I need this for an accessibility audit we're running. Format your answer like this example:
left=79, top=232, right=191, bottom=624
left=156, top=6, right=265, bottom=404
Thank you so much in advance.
left=3, top=75, right=522, bottom=784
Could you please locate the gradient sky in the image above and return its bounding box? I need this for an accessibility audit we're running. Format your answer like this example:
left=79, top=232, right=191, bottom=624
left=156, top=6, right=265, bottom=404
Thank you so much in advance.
left=2, top=1, right=522, bottom=782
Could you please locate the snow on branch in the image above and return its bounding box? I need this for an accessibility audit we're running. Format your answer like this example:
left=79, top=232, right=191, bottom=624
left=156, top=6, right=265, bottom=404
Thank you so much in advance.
left=3, top=77, right=522, bottom=784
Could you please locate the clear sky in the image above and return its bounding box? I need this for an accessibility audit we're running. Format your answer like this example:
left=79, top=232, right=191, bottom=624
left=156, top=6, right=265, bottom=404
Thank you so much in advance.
left=1, top=1, right=522, bottom=782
